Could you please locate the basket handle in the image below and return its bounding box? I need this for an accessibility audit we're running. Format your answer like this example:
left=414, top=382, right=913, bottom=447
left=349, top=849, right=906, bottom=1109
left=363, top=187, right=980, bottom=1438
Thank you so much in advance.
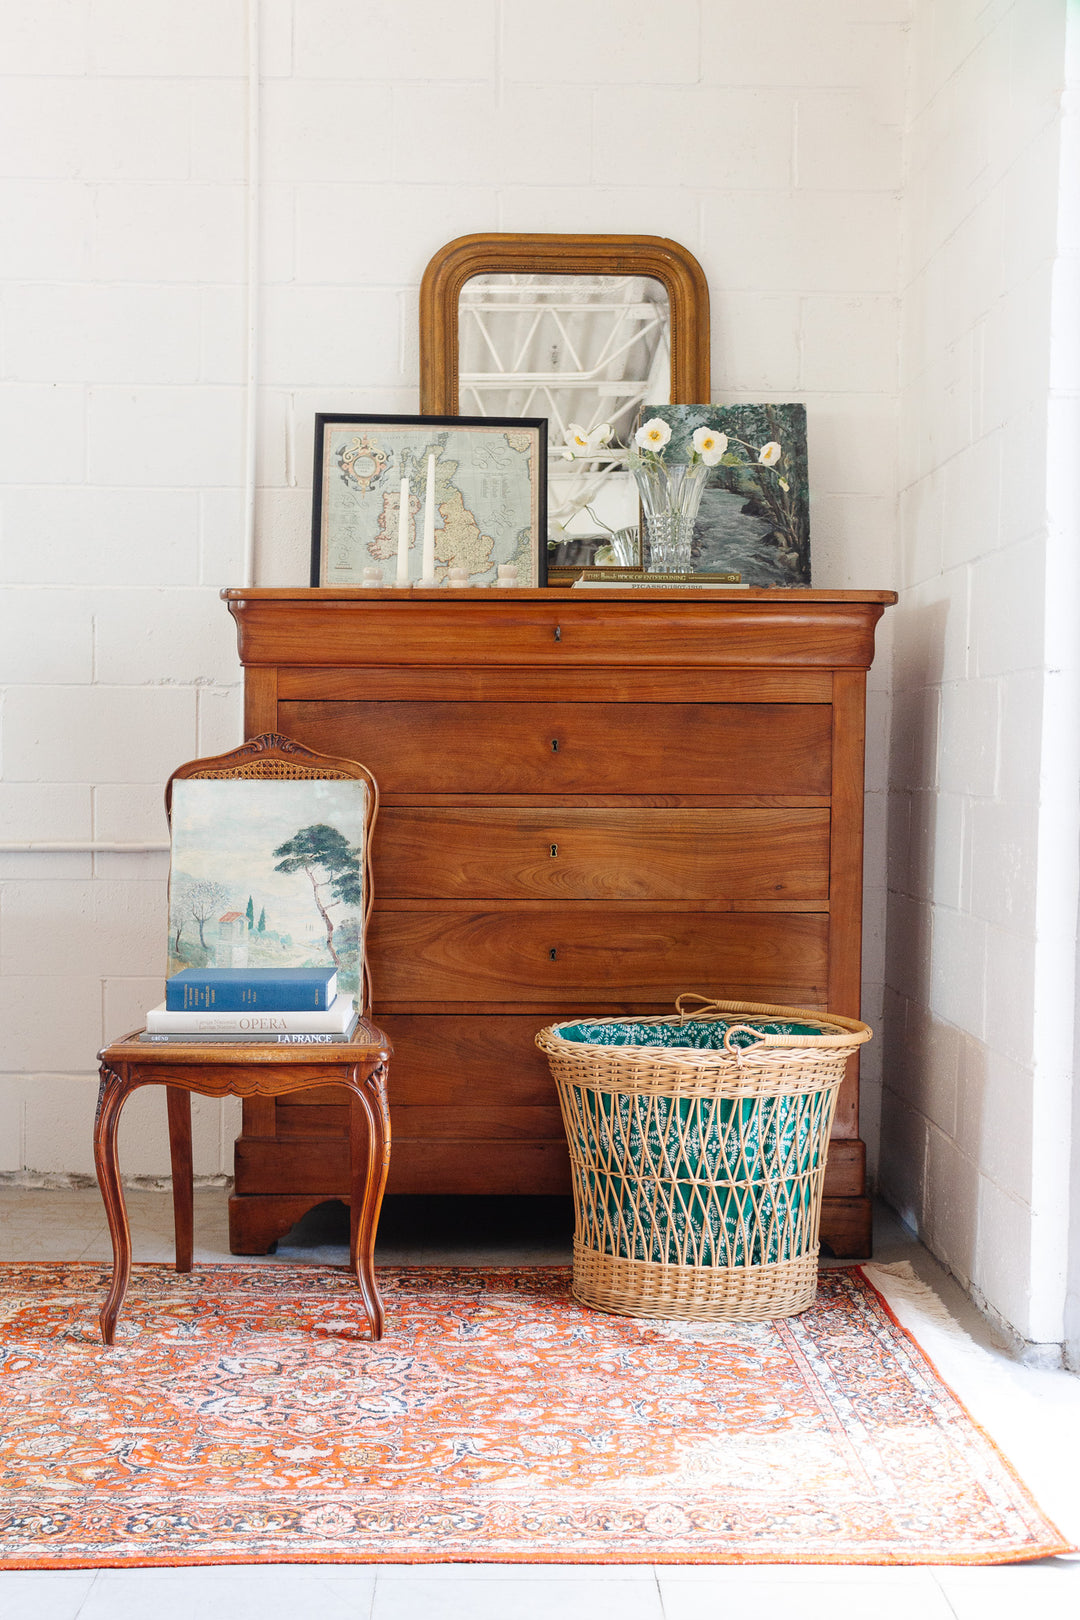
left=674, top=992, right=872, bottom=1050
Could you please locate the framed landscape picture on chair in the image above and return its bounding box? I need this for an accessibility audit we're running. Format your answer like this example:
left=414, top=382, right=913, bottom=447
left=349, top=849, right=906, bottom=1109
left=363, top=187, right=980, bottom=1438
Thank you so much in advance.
left=166, top=738, right=376, bottom=1013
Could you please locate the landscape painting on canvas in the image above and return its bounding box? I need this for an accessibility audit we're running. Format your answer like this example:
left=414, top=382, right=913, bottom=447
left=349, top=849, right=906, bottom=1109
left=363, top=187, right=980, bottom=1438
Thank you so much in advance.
left=167, top=779, right=368, bottom=1006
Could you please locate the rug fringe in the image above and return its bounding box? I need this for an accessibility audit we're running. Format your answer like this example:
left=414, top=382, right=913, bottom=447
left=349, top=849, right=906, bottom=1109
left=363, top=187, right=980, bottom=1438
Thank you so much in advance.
left=857, top=1263, right=1076, bottom=1558
left=863, top=1261, right=960, bottom=1326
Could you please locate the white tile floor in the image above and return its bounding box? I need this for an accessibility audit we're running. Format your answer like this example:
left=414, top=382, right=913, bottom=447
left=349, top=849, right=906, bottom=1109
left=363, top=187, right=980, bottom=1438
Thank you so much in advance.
left=1, top=1188, right=1078, bottom=1619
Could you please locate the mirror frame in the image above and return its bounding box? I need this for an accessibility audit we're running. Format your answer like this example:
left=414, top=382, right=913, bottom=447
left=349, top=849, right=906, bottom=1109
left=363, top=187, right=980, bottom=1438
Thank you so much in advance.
left=419, top=233, right=710, bottom=416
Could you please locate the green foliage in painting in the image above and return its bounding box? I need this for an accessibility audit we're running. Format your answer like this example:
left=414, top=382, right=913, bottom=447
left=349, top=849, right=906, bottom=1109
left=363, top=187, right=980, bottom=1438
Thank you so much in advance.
left=646, top=403, right=811, bottom=585
left=273, top=823, right=362, bottom=970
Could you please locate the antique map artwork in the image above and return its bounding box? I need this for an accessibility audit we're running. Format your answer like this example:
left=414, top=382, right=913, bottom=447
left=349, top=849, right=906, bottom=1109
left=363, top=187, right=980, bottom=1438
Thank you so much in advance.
left=315, top=419, right=542, bottom=586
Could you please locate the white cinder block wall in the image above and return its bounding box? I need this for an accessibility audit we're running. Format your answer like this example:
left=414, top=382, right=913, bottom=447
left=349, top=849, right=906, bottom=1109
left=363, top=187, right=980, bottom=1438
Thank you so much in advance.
left=1061, top=14, right=1080, bottom=1372
left=0, top=1, right=908, bottom=1194
left=6, top=1, right=1079, bottom=1359
left=880, top=0, right=1080, bottom=1351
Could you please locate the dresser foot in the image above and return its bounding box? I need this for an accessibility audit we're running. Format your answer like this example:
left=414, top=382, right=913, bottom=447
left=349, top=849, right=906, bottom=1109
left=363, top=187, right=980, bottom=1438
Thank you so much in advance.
left=819, top=1195, right=872, bottom=1259
left=227, top=1193, right=347, bottom=1254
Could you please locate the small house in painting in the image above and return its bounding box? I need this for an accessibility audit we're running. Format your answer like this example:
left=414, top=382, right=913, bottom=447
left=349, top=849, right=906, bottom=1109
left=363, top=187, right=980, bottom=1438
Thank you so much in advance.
left=215, top=910, right=248, bottom=969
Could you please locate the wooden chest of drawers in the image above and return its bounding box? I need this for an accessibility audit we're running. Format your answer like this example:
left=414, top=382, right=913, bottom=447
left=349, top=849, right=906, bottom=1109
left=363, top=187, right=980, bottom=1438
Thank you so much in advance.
left=223, top=587, right=893, bottom=1257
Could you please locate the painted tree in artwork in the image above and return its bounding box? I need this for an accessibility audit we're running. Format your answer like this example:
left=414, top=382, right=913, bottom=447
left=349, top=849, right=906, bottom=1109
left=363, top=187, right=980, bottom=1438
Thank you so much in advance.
left=246, top=895, right=255, bottom=931
left=273, top=823, right=361, bottom=968
left=257, top=906, right=266, bottom=932
left=187, top=879, right=231, bottom=948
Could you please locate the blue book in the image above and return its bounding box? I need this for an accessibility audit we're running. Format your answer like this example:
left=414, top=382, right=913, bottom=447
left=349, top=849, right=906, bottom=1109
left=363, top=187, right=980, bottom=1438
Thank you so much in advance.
left=166, top=967, right=338, bottom=1012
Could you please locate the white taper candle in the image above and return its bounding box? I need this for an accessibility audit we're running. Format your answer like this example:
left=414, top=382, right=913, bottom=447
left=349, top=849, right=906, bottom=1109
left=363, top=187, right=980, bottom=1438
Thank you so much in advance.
left=421, top=453, right=436, bottom=582
left=395, top=475, right=410, bottom=586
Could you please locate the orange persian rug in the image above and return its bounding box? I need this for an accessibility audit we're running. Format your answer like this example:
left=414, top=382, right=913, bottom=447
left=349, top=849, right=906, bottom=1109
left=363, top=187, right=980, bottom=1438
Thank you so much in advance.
left=0, top=1263, right=1069, bottom=1568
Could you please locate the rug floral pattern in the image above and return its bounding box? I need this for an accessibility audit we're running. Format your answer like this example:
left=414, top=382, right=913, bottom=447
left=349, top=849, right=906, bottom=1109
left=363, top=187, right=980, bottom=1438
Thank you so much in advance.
left=0, top=1264, right=1068, bottom=1567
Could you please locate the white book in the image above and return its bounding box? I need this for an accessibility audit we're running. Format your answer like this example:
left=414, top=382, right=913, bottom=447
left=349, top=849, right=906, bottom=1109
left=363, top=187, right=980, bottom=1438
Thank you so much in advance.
left=139, top=1016, right=359, bottom=1045
left=144, top=996, right=356, bottom=1035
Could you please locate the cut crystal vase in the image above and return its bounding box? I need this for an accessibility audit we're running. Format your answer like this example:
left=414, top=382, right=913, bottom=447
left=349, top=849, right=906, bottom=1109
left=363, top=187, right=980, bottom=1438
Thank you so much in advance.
left=631, top=457, right=709, bottom=573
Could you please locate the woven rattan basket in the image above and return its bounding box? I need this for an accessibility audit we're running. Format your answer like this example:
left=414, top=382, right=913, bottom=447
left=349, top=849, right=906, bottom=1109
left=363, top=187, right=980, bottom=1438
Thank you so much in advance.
left=536, top=994, right=872, bottom=1322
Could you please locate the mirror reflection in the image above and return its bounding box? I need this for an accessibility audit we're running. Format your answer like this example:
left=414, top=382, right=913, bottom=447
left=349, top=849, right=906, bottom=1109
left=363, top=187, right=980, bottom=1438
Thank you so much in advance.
left=458, top=273, right=671, bottom=561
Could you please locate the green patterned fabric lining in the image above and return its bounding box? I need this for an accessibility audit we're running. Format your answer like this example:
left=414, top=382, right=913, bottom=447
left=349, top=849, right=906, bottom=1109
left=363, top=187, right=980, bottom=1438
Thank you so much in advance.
left=554, top=1019, right=834, bottom=1267
left=556, top=1017, right=824, bottom=1050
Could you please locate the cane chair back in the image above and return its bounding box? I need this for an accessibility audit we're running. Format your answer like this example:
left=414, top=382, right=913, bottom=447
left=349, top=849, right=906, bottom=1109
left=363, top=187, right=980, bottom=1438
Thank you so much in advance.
left=164, top=732, right=378, bottom=1013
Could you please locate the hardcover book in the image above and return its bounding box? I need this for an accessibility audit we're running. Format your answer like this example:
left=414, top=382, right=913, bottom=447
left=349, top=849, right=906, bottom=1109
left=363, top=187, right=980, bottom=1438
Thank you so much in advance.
left=147, top=995, right=351, bottom=1033
left=577, top=568, right=742, bottom=585
left=165, top=967, right=338, bottom=1012
left=140, top=1014, right=359, bottom=1046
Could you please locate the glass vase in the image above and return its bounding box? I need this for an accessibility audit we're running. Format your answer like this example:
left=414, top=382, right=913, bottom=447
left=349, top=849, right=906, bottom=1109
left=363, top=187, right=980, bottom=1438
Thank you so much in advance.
left=631, top=456, right=709, bottom=573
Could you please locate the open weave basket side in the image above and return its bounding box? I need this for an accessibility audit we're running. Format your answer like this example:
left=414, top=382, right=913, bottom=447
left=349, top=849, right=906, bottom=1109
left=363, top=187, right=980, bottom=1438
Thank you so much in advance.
left=537, top=996, right=872, bottom=1322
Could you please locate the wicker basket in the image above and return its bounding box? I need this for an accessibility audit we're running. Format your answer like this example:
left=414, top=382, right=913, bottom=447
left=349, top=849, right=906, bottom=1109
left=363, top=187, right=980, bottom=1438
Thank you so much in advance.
left=536, top=994, right=872, bottom=1322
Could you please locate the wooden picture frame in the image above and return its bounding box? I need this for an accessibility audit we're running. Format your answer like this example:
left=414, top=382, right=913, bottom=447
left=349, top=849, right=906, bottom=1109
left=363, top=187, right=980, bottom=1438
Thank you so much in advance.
left=419, top=233, right=711, bottom=415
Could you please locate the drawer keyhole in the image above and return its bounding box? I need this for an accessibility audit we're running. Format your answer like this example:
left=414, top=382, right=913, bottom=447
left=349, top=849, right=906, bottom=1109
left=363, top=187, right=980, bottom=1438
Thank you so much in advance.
left=550, top=843, right=558, bottom=858
left=551, top=738, right=559, bottom=753
left=554, top=625, right=561, bottom=642
left=549, top=947, right=558, bottom=961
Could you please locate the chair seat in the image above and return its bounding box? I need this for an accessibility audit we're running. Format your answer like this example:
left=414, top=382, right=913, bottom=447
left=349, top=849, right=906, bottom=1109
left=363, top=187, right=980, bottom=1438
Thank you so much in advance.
left=94, top=1019, right=392, bottom=1345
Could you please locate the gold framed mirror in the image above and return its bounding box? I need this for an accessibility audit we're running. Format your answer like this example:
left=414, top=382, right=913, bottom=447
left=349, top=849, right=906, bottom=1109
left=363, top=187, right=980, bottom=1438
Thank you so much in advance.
left=419, top=234, right=710, bottom=569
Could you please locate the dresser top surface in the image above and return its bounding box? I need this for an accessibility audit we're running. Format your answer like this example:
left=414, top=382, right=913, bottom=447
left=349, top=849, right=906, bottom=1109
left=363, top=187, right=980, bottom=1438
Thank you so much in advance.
left=222, top=587, right=897, bottom=605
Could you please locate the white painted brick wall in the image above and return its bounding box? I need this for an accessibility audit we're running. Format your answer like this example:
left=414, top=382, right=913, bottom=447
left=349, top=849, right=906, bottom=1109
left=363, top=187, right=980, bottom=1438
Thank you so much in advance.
left=1, top=0, right=906, bottom=1190
left=880, top=0, right=1073, bottom=1342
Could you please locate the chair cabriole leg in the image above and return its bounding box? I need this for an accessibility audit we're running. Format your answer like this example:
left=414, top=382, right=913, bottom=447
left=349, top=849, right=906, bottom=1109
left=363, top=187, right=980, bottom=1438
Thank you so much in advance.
left=348, top=1060, right=391, bottom=1339
left=94, top=1064, right=134, bottom=1346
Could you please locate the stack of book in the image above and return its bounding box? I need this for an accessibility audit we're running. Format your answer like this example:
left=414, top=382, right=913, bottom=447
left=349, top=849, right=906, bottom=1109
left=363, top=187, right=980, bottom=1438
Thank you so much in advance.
left=140, top=968, right=357, bottom=1045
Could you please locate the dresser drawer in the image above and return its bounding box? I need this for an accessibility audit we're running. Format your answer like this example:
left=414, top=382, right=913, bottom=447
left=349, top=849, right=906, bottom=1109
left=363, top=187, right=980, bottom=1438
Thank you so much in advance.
left=276, top=1014, right=560, bottom=1110
left=232, top=594, right=886, bottom=669
left=235, top=1126, right=569, bottom=1196
left=274, top=1104, right=565, bottom=1141
left=368, top=1012, right=560, bottom=1105
left=377, top=807, right=831, bottom=899
left=369, top=909, right=828, bottom=1004
left=284, top=701, right=832, bottom=796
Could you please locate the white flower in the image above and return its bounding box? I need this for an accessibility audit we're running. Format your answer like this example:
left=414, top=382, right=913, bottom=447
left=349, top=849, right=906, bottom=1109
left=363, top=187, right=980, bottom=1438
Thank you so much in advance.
left=635, top=417, right=672, bottom=452
left=758, top=441, right=782, bottom=467
left=692, top=426, right=728, bottom=467
left=561, top=422, right=614, bottom=460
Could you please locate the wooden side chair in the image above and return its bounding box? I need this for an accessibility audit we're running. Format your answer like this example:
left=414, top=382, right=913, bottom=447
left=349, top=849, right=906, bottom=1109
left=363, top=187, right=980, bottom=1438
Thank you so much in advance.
left=94, top=733, right=392, bottom=1345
